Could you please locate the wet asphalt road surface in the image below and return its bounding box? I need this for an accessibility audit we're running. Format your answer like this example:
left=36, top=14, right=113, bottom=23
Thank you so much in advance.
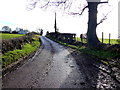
left=3, top=36, right=88, bottom=88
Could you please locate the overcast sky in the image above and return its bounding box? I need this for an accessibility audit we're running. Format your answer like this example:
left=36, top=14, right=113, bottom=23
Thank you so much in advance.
left=0, top=0, right=119, bottom=39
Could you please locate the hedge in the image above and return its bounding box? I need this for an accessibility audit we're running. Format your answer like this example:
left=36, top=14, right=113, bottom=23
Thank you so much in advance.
left=0, top=33, right=34, bottom=54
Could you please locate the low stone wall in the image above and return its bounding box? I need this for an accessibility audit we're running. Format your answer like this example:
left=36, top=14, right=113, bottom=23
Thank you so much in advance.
left=0, top=34, right=33, bottom=54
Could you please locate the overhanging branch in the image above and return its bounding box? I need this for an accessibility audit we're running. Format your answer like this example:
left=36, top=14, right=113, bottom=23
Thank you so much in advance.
left=97, top=10, right=111, bottom=26
left=79, top=5, right=88, bottom=15
left=98, top=1, right=108, bottom=4
left=97, top=15, right=107, bottom=26
left=69, top=5, right=88, bottom=15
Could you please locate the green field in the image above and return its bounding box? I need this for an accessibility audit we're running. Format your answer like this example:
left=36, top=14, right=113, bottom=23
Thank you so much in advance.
left=76, top=37, right=120, bottom=44
left=0, top=33, right=25, bottom=39
left=76, top=37, right=87, bottom=43
left=99, top=39, right=120, bottom=44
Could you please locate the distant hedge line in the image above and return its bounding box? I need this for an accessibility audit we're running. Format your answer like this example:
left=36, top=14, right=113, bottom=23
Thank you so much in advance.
left=0, top=33, right=34, bottom=54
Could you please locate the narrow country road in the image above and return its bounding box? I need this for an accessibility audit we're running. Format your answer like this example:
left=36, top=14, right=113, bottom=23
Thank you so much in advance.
left=2, top=36, right=118, bottom=89
left=2, top=36, right=87, bottom=88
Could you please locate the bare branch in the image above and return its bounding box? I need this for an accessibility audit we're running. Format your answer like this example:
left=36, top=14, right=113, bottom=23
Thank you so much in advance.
left=79, top=5, right=88, bottom=15
left=40, top=1, right=50, bottom=8
left=68, top=5, right=88, bottom=15
left=64, top=1, right=72, bottom=10
left=98, top=1, right=108, bottom=4
left=97, top=10, right=111, bottom=26
left=86, top=0, right=108, bottom=3
left=26, top=0, right=68, bottom=10
left=26, top=0, right=109, bottom=17
left=48, top=0, right=67, bottom=6
left=97, top=16, right=107, bottom=26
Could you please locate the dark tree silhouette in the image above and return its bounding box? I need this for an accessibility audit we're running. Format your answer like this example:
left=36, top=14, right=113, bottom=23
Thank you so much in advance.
left=2, top=26, right=12, bottom=33
left=27, top=0, right=109, bottom=48
left=40, top=29, right=43, bottom=36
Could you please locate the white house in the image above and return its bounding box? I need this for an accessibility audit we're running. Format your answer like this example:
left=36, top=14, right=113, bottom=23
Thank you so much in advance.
left=18, top=29, right=26, bottom=34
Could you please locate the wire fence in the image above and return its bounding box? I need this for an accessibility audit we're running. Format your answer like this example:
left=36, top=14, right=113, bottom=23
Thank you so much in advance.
left=77, top=32, right=120, bottom=45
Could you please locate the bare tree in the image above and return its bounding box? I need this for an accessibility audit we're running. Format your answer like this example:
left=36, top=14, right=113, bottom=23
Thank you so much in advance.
left=27, top=0, right=110, bottom=49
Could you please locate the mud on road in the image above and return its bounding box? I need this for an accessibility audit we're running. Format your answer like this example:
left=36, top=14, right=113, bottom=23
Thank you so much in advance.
left=2, top=36, right=119, bottom=89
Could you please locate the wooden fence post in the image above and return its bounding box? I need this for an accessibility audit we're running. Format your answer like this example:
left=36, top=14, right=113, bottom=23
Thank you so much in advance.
left=109, top=33, right=111, bottom=44
left=80, top=34, right=83, bottom=43
left=102, top=32, right=104, bottom=43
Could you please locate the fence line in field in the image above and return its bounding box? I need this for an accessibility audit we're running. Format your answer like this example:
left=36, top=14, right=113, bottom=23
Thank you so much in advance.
left=102, top=32, right=111, bottom=44
left=79, top=32, right=119, bottom=44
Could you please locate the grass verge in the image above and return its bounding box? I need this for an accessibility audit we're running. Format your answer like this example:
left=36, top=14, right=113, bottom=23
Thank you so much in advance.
left=48, top=36, right=119, bottom=60
left=64, top=44, right=118, bottom=60
left=1, top=35, right=40, bottom=68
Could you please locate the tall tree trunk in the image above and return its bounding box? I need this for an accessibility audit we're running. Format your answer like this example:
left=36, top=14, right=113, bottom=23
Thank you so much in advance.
left=87, top=2, right=100, bottom=49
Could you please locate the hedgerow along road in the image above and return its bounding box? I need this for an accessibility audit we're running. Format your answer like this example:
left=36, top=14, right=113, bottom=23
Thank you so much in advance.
left=3, top=36, right=118, bottom=88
